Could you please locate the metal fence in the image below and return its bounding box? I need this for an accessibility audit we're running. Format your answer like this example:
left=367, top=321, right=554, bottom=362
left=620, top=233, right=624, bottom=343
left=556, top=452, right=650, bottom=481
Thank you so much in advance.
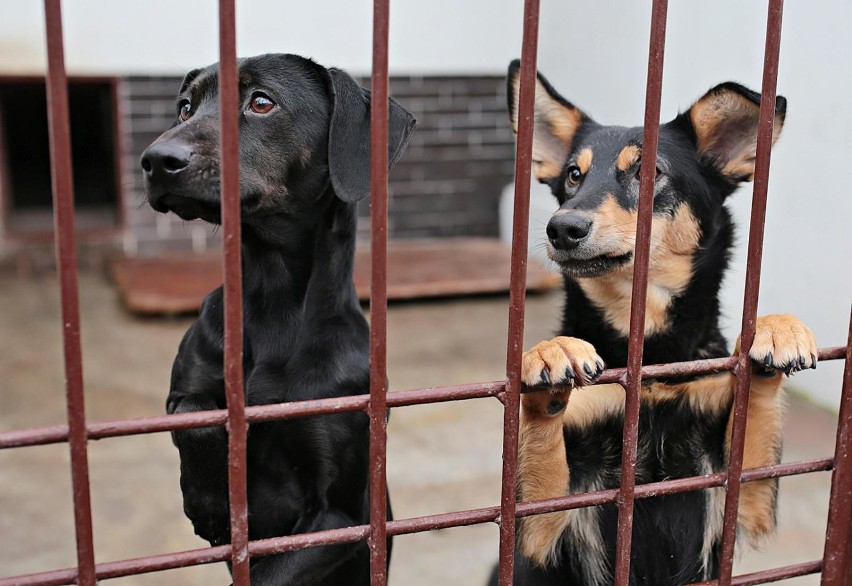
left=1, top=0, right=851, bottom=585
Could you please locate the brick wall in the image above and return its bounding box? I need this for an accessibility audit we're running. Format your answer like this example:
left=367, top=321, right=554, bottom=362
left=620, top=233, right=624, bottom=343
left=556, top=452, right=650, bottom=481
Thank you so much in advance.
left=120, top=76, right=222, bottom=257
left=120, top=74, right=516, bottom=256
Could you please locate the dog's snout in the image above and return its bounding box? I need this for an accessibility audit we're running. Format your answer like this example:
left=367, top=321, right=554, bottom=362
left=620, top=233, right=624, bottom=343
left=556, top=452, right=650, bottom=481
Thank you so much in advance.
left=547, top=214, right=593, bottom=251
left=141, top=142, right=193, bottom=179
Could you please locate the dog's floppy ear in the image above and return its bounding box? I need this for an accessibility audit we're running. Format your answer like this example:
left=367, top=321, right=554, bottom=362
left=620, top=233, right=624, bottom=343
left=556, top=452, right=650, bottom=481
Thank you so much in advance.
left=327, top=68, right=416, bottom=203
left=507, top=59, right=589, bottom=185
left=677, top=82, right=786, bottom=182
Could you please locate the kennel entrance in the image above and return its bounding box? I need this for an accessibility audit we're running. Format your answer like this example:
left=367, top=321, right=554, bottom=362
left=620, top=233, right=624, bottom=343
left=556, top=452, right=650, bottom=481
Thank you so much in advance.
left=0, top=77, right=121, bottom=236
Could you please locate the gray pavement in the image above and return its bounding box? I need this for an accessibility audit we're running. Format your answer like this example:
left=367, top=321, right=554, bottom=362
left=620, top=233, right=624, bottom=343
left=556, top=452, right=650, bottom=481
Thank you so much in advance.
left=0, top=273, right=838, bottom=585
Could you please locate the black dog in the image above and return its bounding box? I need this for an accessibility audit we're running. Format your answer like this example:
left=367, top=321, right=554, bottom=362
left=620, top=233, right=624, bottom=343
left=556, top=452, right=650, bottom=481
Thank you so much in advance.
left=141, top=53, right=415, bottom=584
left=496, top=61, right=818, bottom=585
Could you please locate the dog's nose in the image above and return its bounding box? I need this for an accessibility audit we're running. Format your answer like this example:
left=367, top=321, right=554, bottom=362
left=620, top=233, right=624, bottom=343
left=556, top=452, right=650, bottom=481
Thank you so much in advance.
left=141, top=142, right=192, bottom=180
left=546, top=214, right=593, bottom=251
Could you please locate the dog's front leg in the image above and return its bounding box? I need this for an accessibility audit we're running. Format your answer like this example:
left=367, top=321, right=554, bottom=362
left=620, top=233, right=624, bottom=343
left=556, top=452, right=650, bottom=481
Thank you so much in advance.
left=168, top=393, right=232, bottom=546
left=516, top=337, right=604, bottom=567
left=729, top=314, right=817, bottom=546
left=239, top=508, right=365, bottom=585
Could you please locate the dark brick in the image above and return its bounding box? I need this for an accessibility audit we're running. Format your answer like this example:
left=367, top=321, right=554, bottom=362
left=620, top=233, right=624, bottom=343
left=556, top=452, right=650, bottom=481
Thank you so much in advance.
left=117, top=74, right=515, bottom=251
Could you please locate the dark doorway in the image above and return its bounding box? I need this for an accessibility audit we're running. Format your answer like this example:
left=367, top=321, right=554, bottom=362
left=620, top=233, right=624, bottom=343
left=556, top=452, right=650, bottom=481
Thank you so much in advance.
left=0, top=78, right=121, bottom=235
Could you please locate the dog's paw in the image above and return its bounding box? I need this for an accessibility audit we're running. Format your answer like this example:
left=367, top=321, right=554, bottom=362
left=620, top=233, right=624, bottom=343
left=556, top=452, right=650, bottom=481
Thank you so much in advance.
left=522, top=337, right=604, bottom=388
left=745, top=314, right=818, bottom=375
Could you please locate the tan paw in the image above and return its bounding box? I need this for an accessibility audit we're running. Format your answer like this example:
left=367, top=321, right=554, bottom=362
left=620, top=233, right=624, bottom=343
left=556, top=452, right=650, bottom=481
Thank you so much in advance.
left=745, top=314, right=818, bottom=374
left=521, top=336, right=604, bottom=388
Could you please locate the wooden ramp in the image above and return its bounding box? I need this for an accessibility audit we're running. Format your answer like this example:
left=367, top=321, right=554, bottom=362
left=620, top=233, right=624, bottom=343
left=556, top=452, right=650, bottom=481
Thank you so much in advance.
left=110, top=238, right=560, bottom=315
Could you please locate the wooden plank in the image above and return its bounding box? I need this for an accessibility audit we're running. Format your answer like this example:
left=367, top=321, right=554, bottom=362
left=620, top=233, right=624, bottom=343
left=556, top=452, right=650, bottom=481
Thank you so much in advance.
left=110, top=238, right=560, bottom=315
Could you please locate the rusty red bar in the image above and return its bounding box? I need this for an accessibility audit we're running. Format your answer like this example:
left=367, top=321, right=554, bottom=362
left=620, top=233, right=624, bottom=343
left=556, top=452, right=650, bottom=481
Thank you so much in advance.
left=517, top=457, right=832, bottom=519
left=2, top=456, right=833, bottom=586
left=717, top=1, right=784, bottom=583
left=4, top=347, right=848, bottom=451
left=217, top=1, right=250, bottom=583
left=42, top=1, right=97, bottom=584
left=497, top=0, right=541, bottom=583
left=368, top=0, right=391, bottom=581
left=613, top=0, right=668, bottom=582
left=822, top=305, right=852, bottom=585
left=691, top=560, right=823, bottom=586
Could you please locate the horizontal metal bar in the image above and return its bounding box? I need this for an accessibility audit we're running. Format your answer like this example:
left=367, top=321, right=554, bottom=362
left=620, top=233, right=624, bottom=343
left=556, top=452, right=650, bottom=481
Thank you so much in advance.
left=690, top=559, right=822, bottom=586
left=516, top=458, right=832, bottom=519
left=0, top=457, right=831, bottom=586
left=0, top=381, right=507, bottom=449
left=1, top=544, right=231, bottom=586
left=2, top=347, right=843, bottom=451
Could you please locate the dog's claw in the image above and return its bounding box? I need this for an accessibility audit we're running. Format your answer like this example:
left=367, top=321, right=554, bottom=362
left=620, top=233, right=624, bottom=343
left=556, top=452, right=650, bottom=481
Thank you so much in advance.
left=747, top=315, right=818, bottom=376
left=521, top=336, right=602, bottom=388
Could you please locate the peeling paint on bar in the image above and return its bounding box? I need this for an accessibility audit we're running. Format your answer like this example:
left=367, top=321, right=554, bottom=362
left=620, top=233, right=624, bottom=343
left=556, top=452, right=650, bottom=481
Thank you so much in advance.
left=216, top=1, right=251, bottom=584
left=821, top=307, right=852, bottom=585
left=497, top=1, right=541, bottom=583
left=717, top=2, right=785, bottom=584
left=42, top=1, right=97, bottom=584
left=369, top=1, right=392, bottom=583
left=613, top=1, right=669, bottom=583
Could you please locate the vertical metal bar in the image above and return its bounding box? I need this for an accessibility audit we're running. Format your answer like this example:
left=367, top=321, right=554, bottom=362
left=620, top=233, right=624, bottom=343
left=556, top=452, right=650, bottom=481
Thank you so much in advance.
left=821, top=305, right=852, bottom=585
left=497, top=1, right=541, bottom=583
left=612, top=1, right=668, bottom=584
left=368, top=0, right=391, bottom=582
left=218, top=1, right=250, bottom=584
left=42, top=2, right=97, bottom=584
left=717, top=1, right=784, bottom=583
left=846, top=541, right=852, bottom=586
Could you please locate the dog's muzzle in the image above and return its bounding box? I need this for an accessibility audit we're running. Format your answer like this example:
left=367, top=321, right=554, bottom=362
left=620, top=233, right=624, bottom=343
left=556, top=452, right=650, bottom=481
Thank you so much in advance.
left=546, top=213, right=593, bottom=252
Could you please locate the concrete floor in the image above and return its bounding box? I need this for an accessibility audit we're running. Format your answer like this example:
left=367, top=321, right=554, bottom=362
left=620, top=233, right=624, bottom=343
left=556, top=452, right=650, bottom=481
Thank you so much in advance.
left=0, top=272, right=839, bottom=585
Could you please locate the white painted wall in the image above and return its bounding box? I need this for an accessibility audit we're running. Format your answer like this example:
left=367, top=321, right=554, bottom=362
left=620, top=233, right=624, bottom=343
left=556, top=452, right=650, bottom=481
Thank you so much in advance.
left=0, top=0, right=523, bottom=76
left=1, top=0, right=848, bottom=407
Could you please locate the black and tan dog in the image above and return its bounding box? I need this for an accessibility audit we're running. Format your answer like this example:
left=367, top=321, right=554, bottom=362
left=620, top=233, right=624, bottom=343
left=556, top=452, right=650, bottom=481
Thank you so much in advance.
left=500, top=61, right=818, bottom=585
left=141, top=54, right=415, bottom=584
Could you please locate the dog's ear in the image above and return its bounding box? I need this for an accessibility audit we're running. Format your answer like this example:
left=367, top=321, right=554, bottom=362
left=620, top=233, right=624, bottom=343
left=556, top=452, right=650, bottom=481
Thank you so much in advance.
left=326, top=68, right=417, bottom=203
left=507, top=59, right=589, bottom=185
left=676, top=82, right=786, bottom=182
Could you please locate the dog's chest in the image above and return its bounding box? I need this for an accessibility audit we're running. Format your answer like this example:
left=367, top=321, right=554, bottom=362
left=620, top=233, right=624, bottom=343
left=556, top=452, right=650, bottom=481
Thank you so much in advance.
left=561, top=396, right=729, bottom=584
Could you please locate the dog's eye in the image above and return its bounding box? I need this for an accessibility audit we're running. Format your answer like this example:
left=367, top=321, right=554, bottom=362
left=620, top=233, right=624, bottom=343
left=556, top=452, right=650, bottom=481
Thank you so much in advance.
left=636, top=160, right=663, bottom=181
left=178, top=100, right=192, bottom=122
left=249, top=92, right=276, bottom=114
left=566, top=165, right=583, bottom=187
